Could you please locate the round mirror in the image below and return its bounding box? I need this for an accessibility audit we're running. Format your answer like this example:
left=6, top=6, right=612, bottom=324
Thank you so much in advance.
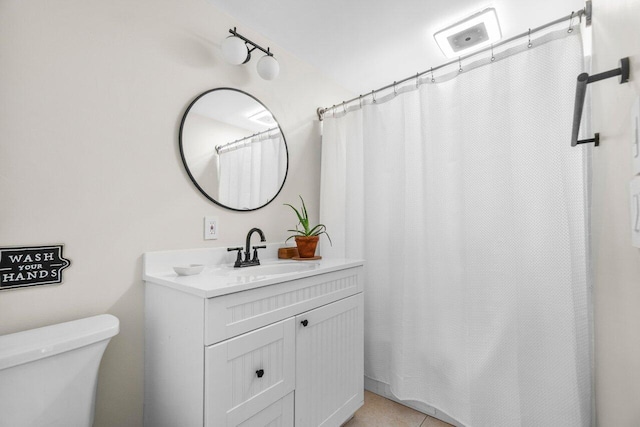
left=179, top=88, right=288, bottom=211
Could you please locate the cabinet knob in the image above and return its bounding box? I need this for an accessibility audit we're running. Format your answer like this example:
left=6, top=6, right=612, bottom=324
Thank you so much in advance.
left=300, top=319, right=309, bottom=327
left=256, top=369, right=265, bottom=378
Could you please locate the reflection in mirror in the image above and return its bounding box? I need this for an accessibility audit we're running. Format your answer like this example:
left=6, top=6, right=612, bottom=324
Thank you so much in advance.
left=179, top=88, right=288, bottom=211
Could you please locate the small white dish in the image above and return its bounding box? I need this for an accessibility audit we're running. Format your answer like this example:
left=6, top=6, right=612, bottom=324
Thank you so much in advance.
left=173, top=264, right=204, bottom=276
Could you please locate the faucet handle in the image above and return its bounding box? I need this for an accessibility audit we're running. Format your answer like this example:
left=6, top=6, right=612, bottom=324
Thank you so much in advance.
left=252, top=245, right=267, bottom=262
left=227, top=247, right=243, bottom=267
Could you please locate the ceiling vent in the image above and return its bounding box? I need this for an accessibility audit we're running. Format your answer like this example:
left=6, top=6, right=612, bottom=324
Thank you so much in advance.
left=434, top=8, right=502, bottom=58
left=248, top=109, right=276, bottom=126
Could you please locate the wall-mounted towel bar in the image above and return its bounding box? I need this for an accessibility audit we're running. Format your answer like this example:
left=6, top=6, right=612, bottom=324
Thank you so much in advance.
left=571, top=57, right=630, bottom=147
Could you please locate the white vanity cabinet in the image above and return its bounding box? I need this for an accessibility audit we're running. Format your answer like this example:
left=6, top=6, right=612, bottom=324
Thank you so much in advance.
left=143, top=255, right=364, bottom=427
left=295, top=295, right=364, bottom=426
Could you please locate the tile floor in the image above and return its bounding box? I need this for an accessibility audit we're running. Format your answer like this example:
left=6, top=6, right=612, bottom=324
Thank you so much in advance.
left=343, top=391, right=454, bottom=427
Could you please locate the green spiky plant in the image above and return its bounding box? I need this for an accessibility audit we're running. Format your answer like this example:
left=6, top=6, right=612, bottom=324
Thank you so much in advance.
left=284, top=196, right=332, bottom=245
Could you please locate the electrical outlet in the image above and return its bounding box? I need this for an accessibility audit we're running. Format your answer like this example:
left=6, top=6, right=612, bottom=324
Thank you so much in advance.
left=204, top=216, right=218, bottom=240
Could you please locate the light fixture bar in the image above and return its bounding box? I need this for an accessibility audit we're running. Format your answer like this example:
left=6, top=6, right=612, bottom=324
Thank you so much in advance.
left=222, top=27, right=280, bottom=80
left=228, top=27, right=274, bottom=57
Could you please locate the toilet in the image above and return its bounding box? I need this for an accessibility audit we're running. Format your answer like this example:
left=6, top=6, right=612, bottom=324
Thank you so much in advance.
left=0, top=314, right=119, bottom=427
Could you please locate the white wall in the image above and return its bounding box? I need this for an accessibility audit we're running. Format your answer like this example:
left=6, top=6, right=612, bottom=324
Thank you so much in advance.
left=0, top=1, right=352, bottom=425
left=591, top=0, right=640, bottom=425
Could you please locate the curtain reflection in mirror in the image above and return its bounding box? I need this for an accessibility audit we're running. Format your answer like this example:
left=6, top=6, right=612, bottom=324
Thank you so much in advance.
left=218, top=129, right=286, bottom=209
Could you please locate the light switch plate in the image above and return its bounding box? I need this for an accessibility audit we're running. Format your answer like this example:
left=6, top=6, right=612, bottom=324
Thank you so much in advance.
left=204, top=216, right=218, bottom=240
left=632, top=96, right=640, bottom=175
left=631, top=177, right=640, bottom=248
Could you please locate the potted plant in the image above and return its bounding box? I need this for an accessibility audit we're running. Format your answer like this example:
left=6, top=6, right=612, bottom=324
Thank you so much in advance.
left=285, top=196, right=332, bottom=258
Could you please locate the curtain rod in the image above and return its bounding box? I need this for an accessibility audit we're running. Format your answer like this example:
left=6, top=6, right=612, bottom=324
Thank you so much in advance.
left=317, top=4, right=590, bottom=121
left=215, top=126, right=280, bottom=154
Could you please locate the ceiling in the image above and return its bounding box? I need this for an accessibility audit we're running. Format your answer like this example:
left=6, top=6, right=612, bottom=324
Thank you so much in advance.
left=209, top=0, right=585, bottom=95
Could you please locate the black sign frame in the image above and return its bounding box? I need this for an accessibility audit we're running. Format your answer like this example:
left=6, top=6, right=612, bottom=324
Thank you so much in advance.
left=0, top=245, right=71, bottom=291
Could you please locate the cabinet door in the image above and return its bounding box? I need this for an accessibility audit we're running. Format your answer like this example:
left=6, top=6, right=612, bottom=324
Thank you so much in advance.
left=205, top=318, right=295, bottom=427
left=295, top=294, right=364, bottom=427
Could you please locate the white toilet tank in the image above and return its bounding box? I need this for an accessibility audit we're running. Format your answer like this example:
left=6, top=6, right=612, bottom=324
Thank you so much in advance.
left=0, top=314, right=119, bottom=427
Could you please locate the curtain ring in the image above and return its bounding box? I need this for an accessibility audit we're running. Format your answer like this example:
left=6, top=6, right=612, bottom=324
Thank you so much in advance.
left=371, top=90, right=377, bottom=104
left=567, top=11, right=574, bottom=33
left=490, top=44, right=495, bottom=62
left=359, top=95, right=363, bottom=109
left=393, top=81, right=397, bottom=96
left=458, top=57, right=463, bottom=73
left=342, top=101, right=347, bottom=114
left=416, top=73, right=420, bottom=88
left=332, top=105, right=336, bottom=118
left=527, top=28, right=532, bottom=48
left=430, top=68, right=435, bottom=83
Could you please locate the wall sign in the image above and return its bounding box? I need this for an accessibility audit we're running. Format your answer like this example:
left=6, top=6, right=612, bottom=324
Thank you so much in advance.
left=0, top=245, right=71, bottom=290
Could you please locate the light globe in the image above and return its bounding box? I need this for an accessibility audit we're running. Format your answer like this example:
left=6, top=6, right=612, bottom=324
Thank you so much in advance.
left=221, top=36, right=248, bottom=65
left=257, top=55, right=280, bottom=80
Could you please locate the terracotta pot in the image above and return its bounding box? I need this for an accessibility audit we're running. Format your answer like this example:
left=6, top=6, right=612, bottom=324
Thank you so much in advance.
left=294, top=235, right=319, bottom=258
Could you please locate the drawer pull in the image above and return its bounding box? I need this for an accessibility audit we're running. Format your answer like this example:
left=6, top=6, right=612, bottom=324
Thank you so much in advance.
left=256, top=369, right=265, bottom=378
left=300, top=319, right=309, bottom=327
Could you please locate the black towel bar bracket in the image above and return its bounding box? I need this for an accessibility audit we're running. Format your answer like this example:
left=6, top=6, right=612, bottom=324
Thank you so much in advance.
left=572, top=57, right=630, bottom=147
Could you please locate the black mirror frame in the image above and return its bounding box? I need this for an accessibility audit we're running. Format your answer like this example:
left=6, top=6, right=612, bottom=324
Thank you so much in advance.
left=178, top=87, right=289, bottom=212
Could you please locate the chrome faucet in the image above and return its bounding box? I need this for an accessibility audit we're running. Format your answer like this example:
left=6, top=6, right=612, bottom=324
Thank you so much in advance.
left=227, top=228, right=266, bottom=268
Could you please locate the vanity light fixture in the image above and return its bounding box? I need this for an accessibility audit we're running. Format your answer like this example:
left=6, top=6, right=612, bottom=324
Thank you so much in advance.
left=434, top=8, right=502, bottom=58
left=221, top=27, right=280, bottom=80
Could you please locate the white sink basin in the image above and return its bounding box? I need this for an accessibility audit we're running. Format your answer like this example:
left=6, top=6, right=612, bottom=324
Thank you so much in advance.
left=223, top=261, right=319, bottom=277
left=144, top=246, right=363, bottom=298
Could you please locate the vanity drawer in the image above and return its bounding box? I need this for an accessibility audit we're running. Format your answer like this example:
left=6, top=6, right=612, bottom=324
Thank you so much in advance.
left=205, top=318, right=295, bottom=427
left=205, top=267, right=363, bottom=345
left=237, top=392, right=293, bottom=427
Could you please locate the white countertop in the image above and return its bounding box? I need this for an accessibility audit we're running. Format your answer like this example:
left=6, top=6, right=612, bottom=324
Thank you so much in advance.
left=143, top=245, right=364, bottom=298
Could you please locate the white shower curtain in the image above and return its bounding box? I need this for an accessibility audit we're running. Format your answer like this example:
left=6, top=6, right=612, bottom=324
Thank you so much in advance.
left=320, top=31, right=591, bottom=427
left=218, top=131, right=286, bottom=209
